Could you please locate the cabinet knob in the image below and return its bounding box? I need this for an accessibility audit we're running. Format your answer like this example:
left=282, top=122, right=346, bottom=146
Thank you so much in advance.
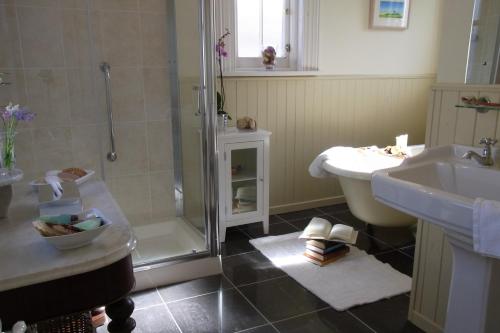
left=259, top=178, right=264, bottom=182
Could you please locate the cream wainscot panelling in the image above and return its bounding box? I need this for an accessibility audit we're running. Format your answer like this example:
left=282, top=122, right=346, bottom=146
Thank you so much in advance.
left=223, top=75, right=436, bottom=213
left=409, top=83, right=500, bottom=333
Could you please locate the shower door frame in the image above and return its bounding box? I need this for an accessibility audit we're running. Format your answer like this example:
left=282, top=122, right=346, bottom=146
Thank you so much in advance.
left=200, top=0, right=220, bottom=257
left=133, top=0, right=219, bottom=270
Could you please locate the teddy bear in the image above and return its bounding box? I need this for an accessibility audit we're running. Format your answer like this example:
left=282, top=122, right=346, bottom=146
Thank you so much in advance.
left=236, top=116, right=257, bottom=130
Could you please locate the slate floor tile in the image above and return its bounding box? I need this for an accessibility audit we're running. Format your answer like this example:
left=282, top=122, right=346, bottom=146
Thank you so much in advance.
left=167, top=288, right=267, bottom=333
left=222, top=251, right=286, bottom=286
left=131, top=288, right=163, bottom=310
left=239, top=276, right=328, bottom=322
left=278, top=208, right=323, bottom=221
left=270, top=215, right=286, bottom=224
left=285, top=215, right=331, bottom=231
left=350, top=295, right=424, bottom=333
left=221, top=228, right=256, bottom=256
left=158, top=274, right=233, bottom=303
left=98, top=304, right=180, bottom=333
left=316, top=203, right=350, bottom=215
left=356, top=231, right=396, bottom=254
left=329, top=211, right=367, bottom=229
left=375, top=250, right=414, bottom=277
left=274, top=308, right=373, bottom=333
left=243, top=222, right=298, bottom=238
left=365, top=225, right=415, bottom=249
left=237, top=324, right=278, bottom=333
left=399, top=245, right=415, bottom=258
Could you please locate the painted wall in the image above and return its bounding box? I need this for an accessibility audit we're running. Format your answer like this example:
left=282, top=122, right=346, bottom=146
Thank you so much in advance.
left=318, top=0, right=443, bottom=75
left=224, top=1, right=443, bottom=212
left=224, top=75, right=435, bottom=212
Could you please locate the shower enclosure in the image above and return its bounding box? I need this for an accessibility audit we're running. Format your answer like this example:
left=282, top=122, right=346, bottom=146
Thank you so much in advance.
left=0, top=0, right=218, bottom=268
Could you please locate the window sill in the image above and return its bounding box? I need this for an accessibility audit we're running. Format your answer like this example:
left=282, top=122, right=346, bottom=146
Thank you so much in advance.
left=223, top=70, right=320, bottom=77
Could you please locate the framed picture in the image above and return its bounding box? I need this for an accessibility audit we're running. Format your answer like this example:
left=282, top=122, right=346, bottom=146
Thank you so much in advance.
left=370, top=0, right=410, bottom=30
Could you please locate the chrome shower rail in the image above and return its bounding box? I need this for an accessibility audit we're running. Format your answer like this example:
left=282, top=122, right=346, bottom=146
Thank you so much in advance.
left=100, top=62, right=117, bottom=162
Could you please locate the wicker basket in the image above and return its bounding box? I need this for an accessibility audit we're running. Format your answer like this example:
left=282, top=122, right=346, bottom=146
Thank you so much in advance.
left=30, top=311, right=95, bottom=333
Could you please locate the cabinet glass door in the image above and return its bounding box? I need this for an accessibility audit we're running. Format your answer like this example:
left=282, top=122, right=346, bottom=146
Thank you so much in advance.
left=226, top=142, right=263, bottom=218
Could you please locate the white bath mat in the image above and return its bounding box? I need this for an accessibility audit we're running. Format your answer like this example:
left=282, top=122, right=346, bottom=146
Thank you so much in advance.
left=250, top=232, right=411, bottom=311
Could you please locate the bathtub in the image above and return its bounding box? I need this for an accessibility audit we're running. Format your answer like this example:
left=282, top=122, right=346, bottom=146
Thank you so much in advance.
left=320, top=145, right=425, bottom=227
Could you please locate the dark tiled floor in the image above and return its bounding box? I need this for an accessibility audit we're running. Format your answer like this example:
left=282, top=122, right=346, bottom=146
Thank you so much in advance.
left=238, top=276, right=329, bottom=322
left=168, top=289, right=268, bottom=332
left=108, top=204, right=423, bottom=333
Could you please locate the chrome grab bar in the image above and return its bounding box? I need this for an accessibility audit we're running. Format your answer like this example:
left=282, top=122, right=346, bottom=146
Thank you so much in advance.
left=100, top=62, right=117, bottom=162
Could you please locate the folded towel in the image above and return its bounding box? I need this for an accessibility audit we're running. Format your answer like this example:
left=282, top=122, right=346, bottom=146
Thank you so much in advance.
left=45, top=175, right=63, bottom=200
left=308, top=147, right=348, bottom=178
left=73, top=218, right=102, bottom=231
left=235, top=186, right=257, bottom=202
left=308, top=146, right=378, bottom=178
left=473, top=198, right=500, bottom=258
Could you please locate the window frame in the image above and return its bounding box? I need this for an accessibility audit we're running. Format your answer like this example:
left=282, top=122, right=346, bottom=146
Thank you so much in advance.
left=215, top=0, right=319, bottom=74
left=233, top=0, right=293, bottom=70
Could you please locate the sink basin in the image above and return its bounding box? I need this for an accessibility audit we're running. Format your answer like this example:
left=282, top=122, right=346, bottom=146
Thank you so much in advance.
left=371, top=144, right=500, bottom=333
left=391, top=161, right=500, bottom=200
left=372, top=144, right=500, bottom=240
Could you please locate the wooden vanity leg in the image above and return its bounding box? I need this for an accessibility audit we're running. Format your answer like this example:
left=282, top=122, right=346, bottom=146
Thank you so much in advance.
left=105, top=297, right=136, bottom=333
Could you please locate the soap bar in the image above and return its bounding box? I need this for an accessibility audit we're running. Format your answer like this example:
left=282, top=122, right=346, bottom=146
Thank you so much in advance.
left=73, top=218, right=102, bottom=231
left=40, top=214, right=73, bottom=225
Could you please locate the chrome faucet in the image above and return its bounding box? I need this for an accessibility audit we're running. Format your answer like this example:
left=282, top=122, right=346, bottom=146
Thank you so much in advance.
left=462, top=137, right=497, bottom=166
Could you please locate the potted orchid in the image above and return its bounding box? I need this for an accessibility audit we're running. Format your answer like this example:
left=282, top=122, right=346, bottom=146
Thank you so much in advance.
left=216, top=29, right=231, bottom=130
left=0, top=103, right=35, bottom=171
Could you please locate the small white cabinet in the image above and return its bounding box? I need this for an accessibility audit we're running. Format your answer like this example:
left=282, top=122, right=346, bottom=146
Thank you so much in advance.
left=218, top=128, right=271, bottom=242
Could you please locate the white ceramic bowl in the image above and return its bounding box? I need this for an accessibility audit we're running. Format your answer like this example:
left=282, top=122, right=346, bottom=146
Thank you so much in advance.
left=38, top=209, right=111, bottom=250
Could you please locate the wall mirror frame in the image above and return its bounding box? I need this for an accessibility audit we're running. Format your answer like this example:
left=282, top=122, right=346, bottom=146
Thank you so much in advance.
left=466, top=0, right=500, bottom=84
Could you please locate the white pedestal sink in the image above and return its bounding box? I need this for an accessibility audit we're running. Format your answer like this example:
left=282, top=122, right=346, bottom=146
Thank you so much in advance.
left=371, top=145, right=500, bottom=333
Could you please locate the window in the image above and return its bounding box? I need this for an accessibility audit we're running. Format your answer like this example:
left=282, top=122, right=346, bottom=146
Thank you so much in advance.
left=236, top=0, right=290, bottom=69
left=216, top=0, right=320, bottom=73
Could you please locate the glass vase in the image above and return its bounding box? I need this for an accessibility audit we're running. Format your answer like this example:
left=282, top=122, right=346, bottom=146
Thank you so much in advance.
left=218, top=113, right=228, bottom=131
left=1, top=130, right=16, bottom=172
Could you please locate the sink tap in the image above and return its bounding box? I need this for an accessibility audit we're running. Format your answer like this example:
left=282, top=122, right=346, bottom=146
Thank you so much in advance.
left=462, top=137, right=497, bottom=166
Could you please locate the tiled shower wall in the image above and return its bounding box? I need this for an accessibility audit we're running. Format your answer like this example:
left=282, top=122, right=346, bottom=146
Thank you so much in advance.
left=0, top=0, right=176, bottom=226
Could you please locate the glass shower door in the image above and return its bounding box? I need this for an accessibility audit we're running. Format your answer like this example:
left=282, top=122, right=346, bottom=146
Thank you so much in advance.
left=0, top=0, right=218, bottom=268
left=129, top=0, right=218, bottom=265
left=174, top=0, right=206, bottom=236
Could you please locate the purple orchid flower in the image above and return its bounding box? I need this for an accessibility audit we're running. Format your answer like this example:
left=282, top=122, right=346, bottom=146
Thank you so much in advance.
left=1, top=103, right=35, bottom=123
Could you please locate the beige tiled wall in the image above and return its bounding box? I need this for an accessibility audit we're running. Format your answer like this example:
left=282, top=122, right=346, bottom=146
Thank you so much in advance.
left=0, top=0, right=176, bottom=226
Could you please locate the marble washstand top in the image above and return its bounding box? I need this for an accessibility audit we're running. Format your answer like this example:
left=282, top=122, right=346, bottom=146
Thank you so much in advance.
left=0, top=180, right=136, bottom=292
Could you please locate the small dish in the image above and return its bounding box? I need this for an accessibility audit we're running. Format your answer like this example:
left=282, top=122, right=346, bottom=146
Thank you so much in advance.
left=30, top=169, right=95, bottom=189
left=34, top=208, right=111, bottom=250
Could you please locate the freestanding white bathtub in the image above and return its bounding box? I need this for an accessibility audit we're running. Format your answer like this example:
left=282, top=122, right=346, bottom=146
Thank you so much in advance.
left=317, top=145, right=425, bottom=227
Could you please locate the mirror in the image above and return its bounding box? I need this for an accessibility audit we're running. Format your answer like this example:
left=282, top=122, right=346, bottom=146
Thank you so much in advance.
left=466, top=0, right=500, bottom=84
